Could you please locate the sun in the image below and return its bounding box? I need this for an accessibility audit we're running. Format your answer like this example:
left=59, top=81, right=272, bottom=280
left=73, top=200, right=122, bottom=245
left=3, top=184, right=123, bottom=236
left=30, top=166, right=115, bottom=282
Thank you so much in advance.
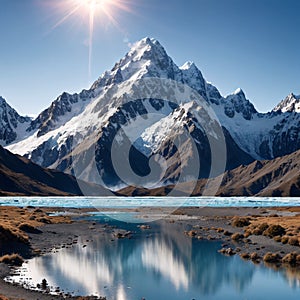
left=75, top=0, right=111, bottom=14
left=50, top=0, right=132, bottom=76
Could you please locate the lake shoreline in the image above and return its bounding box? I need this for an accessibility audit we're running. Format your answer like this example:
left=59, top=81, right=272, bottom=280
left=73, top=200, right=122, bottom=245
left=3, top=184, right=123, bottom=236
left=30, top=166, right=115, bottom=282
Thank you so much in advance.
left=1, top=206, right=300, bottom=299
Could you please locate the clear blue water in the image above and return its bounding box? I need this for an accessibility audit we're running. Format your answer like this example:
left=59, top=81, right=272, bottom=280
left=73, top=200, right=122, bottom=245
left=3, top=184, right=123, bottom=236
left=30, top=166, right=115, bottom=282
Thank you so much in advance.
left=5, top=214, right=300, bottom=299
left=2, top=198, right=300, bottom=299
left=1, top=196, right=300, bottom=208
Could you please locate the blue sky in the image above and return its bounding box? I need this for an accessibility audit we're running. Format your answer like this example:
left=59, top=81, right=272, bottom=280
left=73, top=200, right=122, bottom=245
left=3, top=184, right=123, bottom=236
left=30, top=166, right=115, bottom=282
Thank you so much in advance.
left=0, top=0, right=299, bottom=115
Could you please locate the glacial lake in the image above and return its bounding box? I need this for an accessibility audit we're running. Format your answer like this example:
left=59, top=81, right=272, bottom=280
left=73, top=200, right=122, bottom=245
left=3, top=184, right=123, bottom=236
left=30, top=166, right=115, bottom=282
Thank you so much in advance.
left=2, top=197, right=300, bottom=299
left=4, top=212, right=300, bottom=300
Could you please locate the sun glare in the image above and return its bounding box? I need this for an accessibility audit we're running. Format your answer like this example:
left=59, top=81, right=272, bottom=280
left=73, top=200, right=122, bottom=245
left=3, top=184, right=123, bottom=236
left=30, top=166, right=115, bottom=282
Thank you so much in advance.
left=76, top=0, right=111, bottom=13
left=50, top=0, right=132, bottom=76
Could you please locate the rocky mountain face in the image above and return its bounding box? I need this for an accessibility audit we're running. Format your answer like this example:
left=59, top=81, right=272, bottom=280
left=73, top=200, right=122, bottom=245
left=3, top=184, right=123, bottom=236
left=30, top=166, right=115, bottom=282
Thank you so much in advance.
left=0, top=96, right=31, bottom=146
left=27, top=90, right=95, bottom=137
left=273, top=93, right=300, bottom=113
left=2, top=37, right=300, bottom=192
left=118, top=149, right=300, bottom=197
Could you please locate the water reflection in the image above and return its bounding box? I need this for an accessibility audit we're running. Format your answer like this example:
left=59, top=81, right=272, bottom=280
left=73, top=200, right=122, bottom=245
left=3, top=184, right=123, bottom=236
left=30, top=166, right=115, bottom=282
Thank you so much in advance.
left=8, top=222, right=300, bottom=299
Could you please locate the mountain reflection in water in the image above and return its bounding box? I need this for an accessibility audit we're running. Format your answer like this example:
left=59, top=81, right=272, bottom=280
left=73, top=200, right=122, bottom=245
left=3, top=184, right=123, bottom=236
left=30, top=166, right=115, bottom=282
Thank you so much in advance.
left=10, top=222, right=300, bottom=299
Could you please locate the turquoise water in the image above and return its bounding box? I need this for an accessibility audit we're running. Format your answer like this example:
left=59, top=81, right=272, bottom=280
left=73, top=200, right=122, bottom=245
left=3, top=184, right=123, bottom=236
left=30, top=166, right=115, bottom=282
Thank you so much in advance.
left=5, top=215, right=300, bottom=299
left=1, top=196, right=300, bottom=207
left=2, top=198, right=300, bottom=299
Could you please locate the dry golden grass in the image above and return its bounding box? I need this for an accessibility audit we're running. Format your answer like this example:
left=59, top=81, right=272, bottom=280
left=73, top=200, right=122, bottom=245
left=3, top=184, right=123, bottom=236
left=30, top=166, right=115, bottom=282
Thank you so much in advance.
left=250, top=252, right=260, bottom=261
left=0, top=206, right=72, bottom=246
left=231, top=232, right=244, bottom=241
left=263, top=252, right=281, bottom=263
left=245, top=211, right=300, bottom=244
left=0, top=253, right=24, bottom=266
left=231, top=216, right=250, bottom=227
left=240, top=253, right=250, bottom=259
left=282, top=252, right=298, bottom=265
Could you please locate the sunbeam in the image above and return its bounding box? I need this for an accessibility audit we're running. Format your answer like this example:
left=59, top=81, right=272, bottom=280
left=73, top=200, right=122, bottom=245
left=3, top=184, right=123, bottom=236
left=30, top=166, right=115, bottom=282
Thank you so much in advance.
left=49, top=0, right=133, bottom=77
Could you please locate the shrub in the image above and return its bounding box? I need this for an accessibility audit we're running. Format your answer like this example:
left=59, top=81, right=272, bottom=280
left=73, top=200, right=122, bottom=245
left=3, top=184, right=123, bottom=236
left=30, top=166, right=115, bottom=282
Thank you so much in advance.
left=252, top=223, right=269, bottom=235
left=250, top=252, right=260, bottom=261
left=273, top=235, right=282, bottom=242
left=282, top=252, right=298, bottom=265
left=244, top=230, right=251, bottom=238
left=0, top=254, right=24, bottom=266
left=263, top=252, right=281, bottom=263
left=240, top=253, right=250, bottom=259
left=231, top=217, right=250, bottom=227
left=281, top=236, right=289, bottom=244
left=231, top=233, right=244, bottom=241
left=288, top=237, right=299, bottom=246
left=263, top=225, right=286, bottom=238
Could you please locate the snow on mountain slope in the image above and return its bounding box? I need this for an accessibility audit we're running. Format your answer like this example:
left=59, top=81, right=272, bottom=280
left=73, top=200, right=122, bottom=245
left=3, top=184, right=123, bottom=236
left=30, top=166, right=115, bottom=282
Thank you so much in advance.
left=4, top=37, right=300, bottom=189
left=26, top=88, right=102, bottom=138
left=273, top=93, right=300, bottom=113
left=0, top=96, right=32, bottom=146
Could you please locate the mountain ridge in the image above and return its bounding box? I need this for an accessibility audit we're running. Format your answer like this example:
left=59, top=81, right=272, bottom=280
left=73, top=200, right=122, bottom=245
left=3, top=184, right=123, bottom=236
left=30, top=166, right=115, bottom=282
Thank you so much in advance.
left=117, top=148, right=300, bottom=197
left=1, top=37, right=300, bottom=192
left=0, top=145, right=108, bottom=196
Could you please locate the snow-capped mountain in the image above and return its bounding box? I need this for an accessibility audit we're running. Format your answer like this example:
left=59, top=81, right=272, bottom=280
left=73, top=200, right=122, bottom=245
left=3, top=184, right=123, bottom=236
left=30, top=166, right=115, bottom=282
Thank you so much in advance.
left=0, top=96, right=31, bottom=146
left=27, top=90, right=95, bottom=137
left=273, top=93, right=300, bottom=113
left=3, top=37, right=300, bottom=190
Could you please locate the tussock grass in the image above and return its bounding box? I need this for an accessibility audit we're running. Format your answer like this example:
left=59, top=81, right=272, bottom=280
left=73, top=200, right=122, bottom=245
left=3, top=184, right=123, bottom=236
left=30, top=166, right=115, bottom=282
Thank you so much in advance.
left=250, top=252, right=260, bottom=261
left=263, top=252, right=281, bottom=263
left=0, top=253, right=24, bottom=266
left=281, top=235, right=289, bottom=244
left=231, top=233, right=244, bottom=241
left=240, top=253, right=250, bottom=259
left=288, top=236, right=299, bottom=246
left=245, top=212, right=300, bottom=245
left=231, top=217, right=250, bottom=227
left=263, top=225, right=286, bottom=238
left=0, top=206, right=72, bottom=252
left=252, top=223, right=269, bottom=235
left=282, top=252, right=298, bottom=265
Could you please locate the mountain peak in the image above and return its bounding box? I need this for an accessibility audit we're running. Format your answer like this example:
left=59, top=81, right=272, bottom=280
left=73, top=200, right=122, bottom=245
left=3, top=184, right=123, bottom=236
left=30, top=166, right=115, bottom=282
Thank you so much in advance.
left=127, top=37, right=166, bottom=58
left=273, top=92, right=300, bottom=113
left=225, top=88, right=257, bottom=120
left=91, top=37, right=180, bottom=86
left=180, top=61, right=196, bottom=70
left=137, top=37, right=160, bottom=45
left=0, top=96, right=32, bottom=146
left=233, top=88, right=244, bottom=96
